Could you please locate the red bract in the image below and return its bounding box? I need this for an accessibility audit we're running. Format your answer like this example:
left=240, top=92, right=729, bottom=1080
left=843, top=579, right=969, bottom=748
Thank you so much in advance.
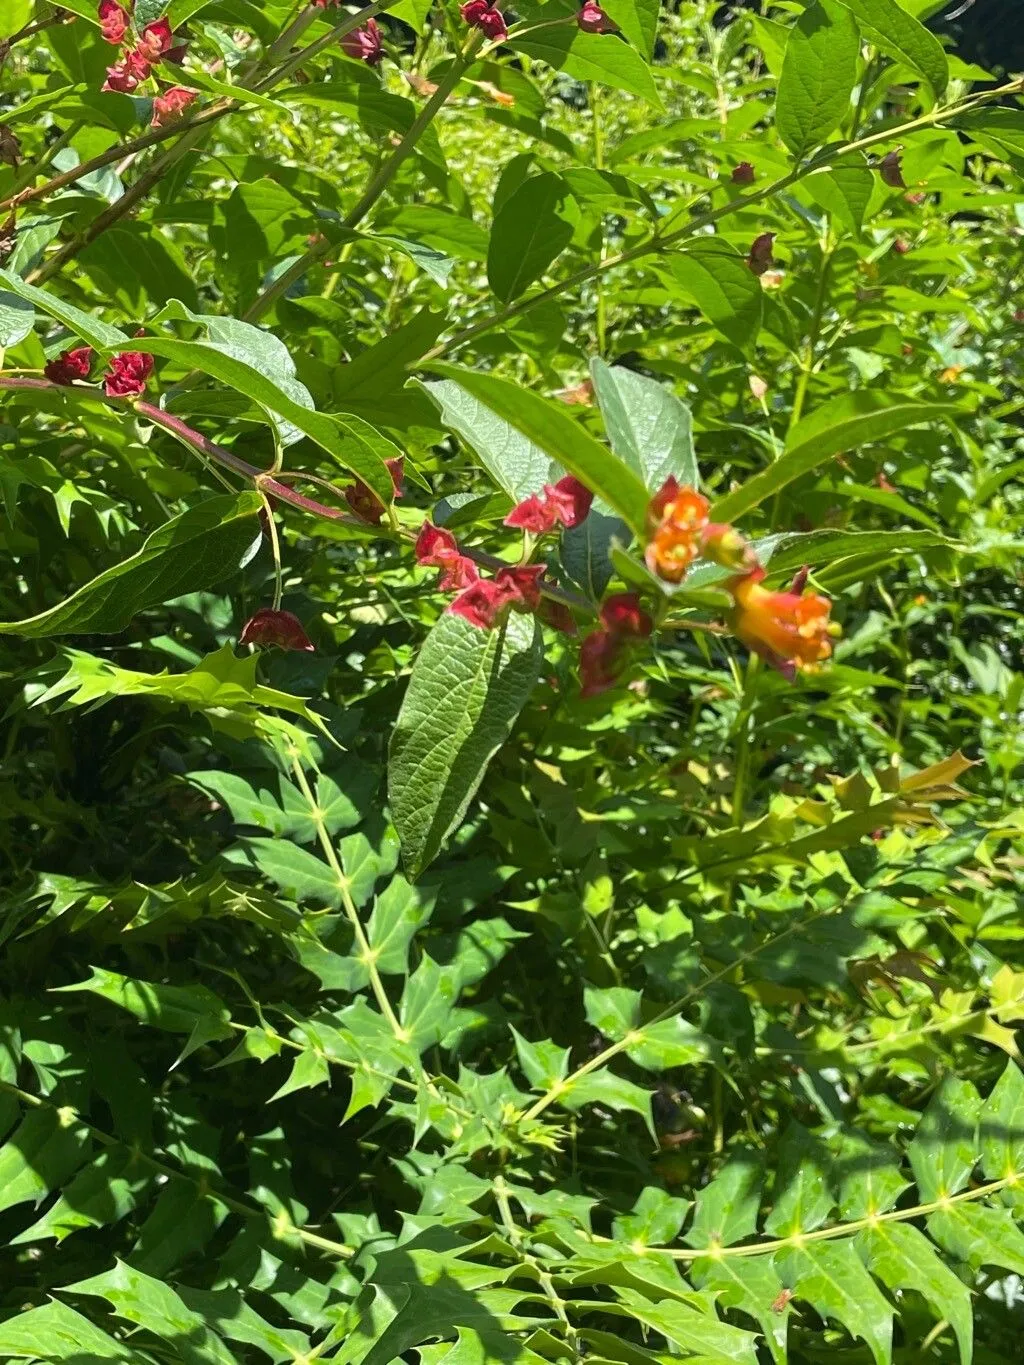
left=505, top=475, right=593, bottom=534
left=344, top=456, right=404, bottom=524
left=579, top=629, right=624, bottom=698
left=151, top=85, right=197, bottom=127
left=879, top=149, right=906, bottom=188
left=341, top=18, right=383, bottom=65
left=460, top=0, right=507, bottom=39
left=102, top=51, right=151, bottom=92
left=539, top=600, right=577, bottom=635
left=450, top=576, right=520, bottom=629
left=747, top=231, right=776, bottom=276
left=415, top=520, right=479, bottom=593
left=600, top=592, right=652, bottom=639
left=577, top=1, right=618, bottom=32
left=239, top=608, right=314, bottom=652
left=731, top=161, right=755, bottom=185
left=44, top=346, right=93, bottom=386
left=98, top=0, right=130, bottom=44
left=496, top=563, right=546, bottom=611
left=136, top=17, right=173, bottom=61
left=103, top=351, right=153, bottom=397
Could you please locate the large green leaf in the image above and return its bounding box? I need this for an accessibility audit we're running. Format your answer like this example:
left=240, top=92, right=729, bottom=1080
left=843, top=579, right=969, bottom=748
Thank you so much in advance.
left=691, top=1256, right=790, bottom=1365
left=832, top=0, right=948, bottom=96
left=590, top=358, right=698, bottom=491
left=127, top=339, right=396, bottom=507
left=417, top=377, right=553, bottom=502
left=776, top=1241, right=893, bottom=1365
left=685, top=1149, right=763, bottom=1248
left=600, top=0, right=659, bottom=58
left=487, top=173, right=580, bottom=303
left=907, top=1076, right=981, bottom=1202
left=511, top=28, right=662, bottom=106
left=670, top=240, right=764, bottom=354
left=426, top=365, right=652, bottom=535
left=388, top=609, right=542, bottom=877
left=711, top=392, right=961, bottom=524
left=776, top=0, right=860, bottom=158
left=0, top=266, right=129, bottom=349
left=0, top=493, right=262, bottom=637
left=0, top=1300, right=131, bottom=1360
left=857, top=1223, right=973, bottom=1365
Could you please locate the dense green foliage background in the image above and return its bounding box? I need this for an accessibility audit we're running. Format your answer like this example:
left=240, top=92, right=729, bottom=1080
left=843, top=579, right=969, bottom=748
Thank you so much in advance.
left=0, top=1, right=1023, bottom=1363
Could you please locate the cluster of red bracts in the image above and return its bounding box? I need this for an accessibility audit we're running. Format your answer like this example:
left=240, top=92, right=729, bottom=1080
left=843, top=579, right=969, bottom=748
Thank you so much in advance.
left=645, top=476, right=838, bottom=681
left=579, top=593, right=652, bottom=698
left=44, top=346, right=153, bottom=398
left=460, top=0, right=616, bottom=39
left=98, top=1, right=195, bottom=125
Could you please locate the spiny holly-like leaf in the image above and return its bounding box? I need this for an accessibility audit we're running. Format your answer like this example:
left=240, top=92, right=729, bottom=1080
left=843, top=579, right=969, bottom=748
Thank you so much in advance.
left=764, top=1123, right=834, bottom=1237
left=691, top=1255, right=790, bottom=1365
left=979, top=1060, right=1024, bottom=1182
left=0, top=1300, right=131, bottom=1361
left=0, top=493, right=262, bottom=637
left=776, top=1240, right=893, bottom=1365
left=857, top=1222, right=973, bottom=1365
left=685, top=1149, right=763, bottom=1249
left=907, top=1076, right=981, bottom=1202
left=388, top=609, right=542, bottom=877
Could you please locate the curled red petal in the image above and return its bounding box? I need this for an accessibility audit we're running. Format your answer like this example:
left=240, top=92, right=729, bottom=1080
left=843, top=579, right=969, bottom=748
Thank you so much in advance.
left=545, top=474, right=593, bottom=529
left=239, top=608, right=315, bottom=652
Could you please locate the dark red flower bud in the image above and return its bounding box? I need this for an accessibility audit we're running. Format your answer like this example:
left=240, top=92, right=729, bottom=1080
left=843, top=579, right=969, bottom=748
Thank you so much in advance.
left=341, top=17, right=383, bottom=65
left=540, top=600, right=577, bottom=635
left=496, top=563, right=546, bottom=612
left=731, top=161, right=755, bottom=186
left=416, top=520, right=479, bottom=593
left=878, top=150, right=906, bottom=189
left=476, top=7, right=508, bottom=39
left=460, top=0, right=490, bottom=21
left=579, top=628, right=625, bottom=698
left=577, top=1, right=618, bottom=32
left=98, top=0, right=130, bottom=44
left=136, top=17, right=173, bottom=62
left=102, top=51, right=151, bottom=92
left=344, top=456, right=404, bottom=525
left=44, top=346, right=93, bottom=386
left=746, top=231, right=776, bottom=277
left=892, top=236, right=911, bottom=255
left=239, top=608, right=314, bottom=652
left=103, top=351, right=153, bottom=398
left=151, top=85, right=197, bottom=127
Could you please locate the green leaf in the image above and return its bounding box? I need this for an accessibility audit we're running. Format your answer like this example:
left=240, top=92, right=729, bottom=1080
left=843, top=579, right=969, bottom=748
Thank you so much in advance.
left=68, top=1261, right=238, bottom=1365
left=0, top=291, right=34, bottom=347
left=0, top=493, right=261, bottom=637
left=927, top=1201, right=1024, bottom=1277
left=600, top=0, right=659, bottom=58
left=0, top=266, right=129, bottom=349
left=487, top=173, right=580, bottom=303
left=560, top=511, right=627, bottom=602
left=685, top=1149, right=763, bottom=1248
left=239, top=838, right=343, bottom=909
left=804, top=164, right=877, bottom=233
left=610, top=1287, right=760, bottom=1363
left=512, top=1028, right=572, bottom=1091
left=0, top=1110, right=90, bottom=1216
left=418, top=378, right=553, bottom=502
left=129, top=339, right=396, bottom=507
left=832, top=0, right=948, bottom=96
left=711, top=393, right=961, bottom=525
left=559, top=1071, right=655, bottom=1138
left=857, top=1222, right=973, bottom=1365
left=834, top=1130, right=909, bottom=1218
left=955, top=110, right=1024, bottom=162
left=764, top=1123, right=834, bottom=1237
left=56, top=967, right=231, bottom=1036
left=776, top=1241, right=893, bottom=1365
left=979, top=1062, right=1024, bottom=1182
left=0, top=1300, right=131, bottom=1361
left=400, top=955, right=458, bottom=1050
left=907, top=1076, right=980, bottom=1202
left=426, top=365, right=652, bottom=535
left=670, top=239, right=764, bottom=354
left=776, top=0, right=860, bottom=158
left=691, top=1256, right=790, bottom=1365
left=511, top=28, right=662, bottom=107
left=388, top=610, right=542, bottom=877
left=590, top=358, right=698, bottom=491
left=0, top=0, right=32, bottom=38
left=613, top=1186, right=690, bottom=1245
left=367, top=875, right=437, bottom=974
left=12, top=1146, right=150, bottom=1245
left=369, top=234, right=455, bottom=287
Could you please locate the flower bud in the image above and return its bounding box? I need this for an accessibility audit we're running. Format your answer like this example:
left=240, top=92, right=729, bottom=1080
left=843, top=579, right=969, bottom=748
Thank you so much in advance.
left=878, top=150, right=906, bottom=189
left=577, top=1, right=618, bottom=33
left=103, top=351, right=153, bottom=397
left=239, top=608, right=314, bottom=652
left=731, top=161, right=755, bottom=186
left=44, top=346, right=93, bottom=386
left=341, top=18, right=383, bottom=66
left=98, top=0, right=130, bottom=45
left=746, top=231, right=776, bottom=277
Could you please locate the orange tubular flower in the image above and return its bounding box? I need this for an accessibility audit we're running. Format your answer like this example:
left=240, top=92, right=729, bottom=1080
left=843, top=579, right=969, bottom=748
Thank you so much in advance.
left=728, top=567, right=838, bottom=680
left=645, top=477, right=710, bottom=584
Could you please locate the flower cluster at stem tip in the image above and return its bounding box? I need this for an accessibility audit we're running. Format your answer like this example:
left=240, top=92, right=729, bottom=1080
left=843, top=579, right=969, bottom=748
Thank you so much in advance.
left=98, top=1, right=196, bottom=125
left=44, top=346, right=153, bottom=398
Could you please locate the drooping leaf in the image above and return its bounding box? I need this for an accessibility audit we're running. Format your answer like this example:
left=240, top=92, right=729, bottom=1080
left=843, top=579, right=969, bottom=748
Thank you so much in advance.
left=0, top=493, right=262, bottom=637
left=388, top=610, right=542, bottom=877
left=776, top=0, right=860, bottom=158
left=0, top=266, right=129, bottom=349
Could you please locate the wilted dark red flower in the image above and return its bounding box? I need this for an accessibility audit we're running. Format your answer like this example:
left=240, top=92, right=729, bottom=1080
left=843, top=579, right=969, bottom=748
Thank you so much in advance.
left=345, top=456, right=404, bottom=524
left=136, top=17, right=173, bottom=62
left=731, top=161, right=755, bottom=186
left=892, top=236, right=911, bottom=255
left=103, top=351, right=153, bottom=397
left=600, top=592, right=652, bottom=639
left=450, top=576, right=521, bottom=629
left=496, top=563, right=546, bottom=612
left=746, top=231, right=776, bottom=276
left=44, top=346, right=93, bottom=386
left=540, top=600, right=577, bottom=635
left=415, top=520, right=479, bottom=593
left=878, top=150, right=906, bottom=189
left=341, top=18, right=383, bottom=64
left=151, top=85, right=197, bottom=126
left=102, top=50, right=151, bottom=92
left=579, top=629, right=625, bottom=698
left=239, top=608, right=314, bottom=652
left=577, top=1, right=618, bottom=32
left=98, top=0, right=130, bottom=44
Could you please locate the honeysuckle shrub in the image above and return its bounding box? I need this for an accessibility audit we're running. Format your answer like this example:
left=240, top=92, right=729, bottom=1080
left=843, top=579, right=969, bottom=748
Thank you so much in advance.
left=1, top=1, right=1024, bottom=1362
